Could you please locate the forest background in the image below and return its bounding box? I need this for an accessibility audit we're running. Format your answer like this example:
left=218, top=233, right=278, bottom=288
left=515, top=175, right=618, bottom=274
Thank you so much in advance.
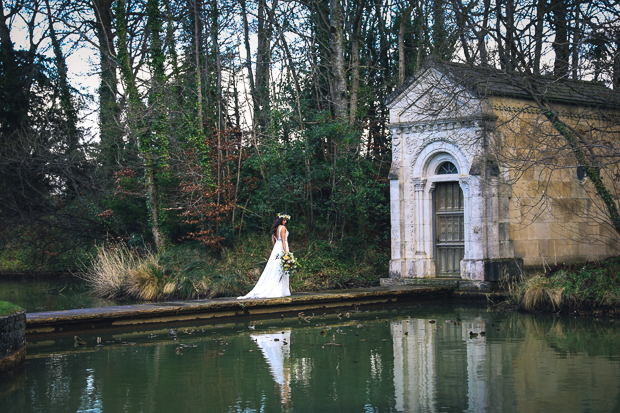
left=0, top=0, right=619, bottom=299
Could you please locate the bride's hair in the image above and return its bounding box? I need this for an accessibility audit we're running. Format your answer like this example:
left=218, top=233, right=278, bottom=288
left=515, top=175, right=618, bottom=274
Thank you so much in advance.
left=270, top=217, right=285, bottom=238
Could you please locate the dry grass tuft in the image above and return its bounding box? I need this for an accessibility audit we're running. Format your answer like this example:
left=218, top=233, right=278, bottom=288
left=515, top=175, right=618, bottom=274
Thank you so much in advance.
left=81, top=245, right=141, bottom=298
left=163, top=281, right=177, bottom=295
left=516, top=275, right=564, bottom=312
left=126, top=255, right=166, bottom=301
left=546, top=287, right=564, bottom=311
left=523, top=287, right=546, bottom=312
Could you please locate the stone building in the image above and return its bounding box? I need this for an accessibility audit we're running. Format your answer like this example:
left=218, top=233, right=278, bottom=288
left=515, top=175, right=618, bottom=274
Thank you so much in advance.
left=385, top=60, right=619, bottom=288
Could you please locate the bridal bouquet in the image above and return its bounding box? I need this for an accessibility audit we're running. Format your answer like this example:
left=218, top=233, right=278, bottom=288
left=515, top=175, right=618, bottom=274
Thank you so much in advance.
left=277, top=252, right=301, bottom=281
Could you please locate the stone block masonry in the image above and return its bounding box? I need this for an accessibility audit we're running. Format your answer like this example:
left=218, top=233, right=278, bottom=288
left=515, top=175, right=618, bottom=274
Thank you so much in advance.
left=0, top=310, right=26, bottom=374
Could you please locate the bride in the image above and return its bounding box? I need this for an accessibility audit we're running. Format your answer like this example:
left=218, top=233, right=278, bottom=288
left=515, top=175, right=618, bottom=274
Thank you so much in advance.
left=238, top=214, right=291, bottom=299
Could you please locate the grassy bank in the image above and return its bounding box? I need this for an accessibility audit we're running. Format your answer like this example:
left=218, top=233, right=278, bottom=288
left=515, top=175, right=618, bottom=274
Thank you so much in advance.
left=0, top=301, right=23, bottom=316
left=505, top=257, right=620, bottom=314
left=82, top=234, right=389, bottom=301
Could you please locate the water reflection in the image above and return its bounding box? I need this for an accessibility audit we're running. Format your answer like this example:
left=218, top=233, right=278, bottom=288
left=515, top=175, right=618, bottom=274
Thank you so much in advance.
left=2, top=305, right=620, bottom=412
left=390, top=311, right=620, bottom=413
left=0, top=277, right=130, bottom=312
left=251, top=330, right=292, bottom=406
left=392, top=319, right=435, bottom=412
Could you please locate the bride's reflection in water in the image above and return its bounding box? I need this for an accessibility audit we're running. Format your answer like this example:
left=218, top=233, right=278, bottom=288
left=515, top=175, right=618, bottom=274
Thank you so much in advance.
left=251, top=330, right=292, bottom=406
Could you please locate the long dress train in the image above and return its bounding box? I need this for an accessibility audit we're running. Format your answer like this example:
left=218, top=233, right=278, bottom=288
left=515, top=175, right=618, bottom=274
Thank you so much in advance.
left=238, top=229, right=291, bottom=299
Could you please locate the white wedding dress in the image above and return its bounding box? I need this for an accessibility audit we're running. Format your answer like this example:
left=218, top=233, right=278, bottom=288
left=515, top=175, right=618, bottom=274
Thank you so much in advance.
left=238, top=227, right=291, bottom=299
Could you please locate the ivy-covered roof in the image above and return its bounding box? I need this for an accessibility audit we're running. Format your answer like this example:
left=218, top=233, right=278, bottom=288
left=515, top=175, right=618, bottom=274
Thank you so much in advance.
left=386, top=59, right=619, bottom=108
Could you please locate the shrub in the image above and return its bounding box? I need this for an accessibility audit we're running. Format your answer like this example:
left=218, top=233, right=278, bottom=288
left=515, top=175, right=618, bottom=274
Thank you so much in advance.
left=507, top=257, right=620, bottom=312
left=83, top=231, right=389, bottom=302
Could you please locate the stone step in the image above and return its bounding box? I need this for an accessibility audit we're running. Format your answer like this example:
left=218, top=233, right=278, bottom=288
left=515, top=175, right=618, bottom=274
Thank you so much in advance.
left=380, top=277, right=495, bottom=292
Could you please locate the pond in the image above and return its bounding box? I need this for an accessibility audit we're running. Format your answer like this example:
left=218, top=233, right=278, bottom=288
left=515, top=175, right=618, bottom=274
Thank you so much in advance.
left=0, top=276, right=131, bottom=312
left=2, top=302, right=620, bottom=412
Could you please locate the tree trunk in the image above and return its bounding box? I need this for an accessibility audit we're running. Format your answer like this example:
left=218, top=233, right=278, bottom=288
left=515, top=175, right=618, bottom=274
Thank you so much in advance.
left=146, top=0, right=169, bottom=251
left=350, top=0, right=365, bottom=124
left=545, top=109, right=620, bottom=235
left=330, top=0, right=347, bottom=119
left=571, top=5, right=580, bottom=79
left=551, top=0, right=570, bottom=77
left=92, top=0, right=120, bottom=171
left=212, top=0, right=224, bottom=132
left=504, top=0, right=515, bottom=71
left=496, top=0, right=506, bottom=70
left=398, top=3, right=411, bottom=85
left=265, top=3, right=303, bottom=123
left=193, top=0, right=204, bottom=131
left=145, top=164, right=165, bottom=250
left=118, top=0, right=167, bottom=251
left=478, top=0, right=491, bottom=65
left=533, top=0, right=546, bottom=74
left=416, top=2, right=424, bottom=70
left=0, top=0, right=14, bottom=54
left=240, top=0, right=257, bottom=115
left=255, top=0, right=273, bottom=132
left=614, top=30, right=620, bottom=91
left=432, top=0, right=447, bottom=58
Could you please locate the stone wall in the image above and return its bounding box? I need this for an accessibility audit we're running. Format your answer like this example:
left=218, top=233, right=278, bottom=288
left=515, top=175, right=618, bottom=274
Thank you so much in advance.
left=492, top=97, right=620, bottom=268
left=0, top=311, right=26, bottom=374
left=387, top=64, right=619, bottom=280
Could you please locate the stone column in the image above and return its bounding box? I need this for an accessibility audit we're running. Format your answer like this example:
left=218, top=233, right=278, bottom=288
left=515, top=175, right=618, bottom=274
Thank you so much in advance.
left=413, top=179, right=425, bottom=254
left=402, top=164, right=415, bottom=278
left=389, top=177, right=402, bottom=278
left=389, top=128, right=403, bottom=278
left=462, top=176, right=485, bottom=280
left=459, top=178, right=471, bottom=260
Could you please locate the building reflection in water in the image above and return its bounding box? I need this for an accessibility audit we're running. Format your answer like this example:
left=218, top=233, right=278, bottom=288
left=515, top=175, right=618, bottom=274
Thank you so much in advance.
left=251, top=330, right=291, bottom=406
left=392, top=318, right=436, bottom=412
left=390, top=315, right=620, bottom=412
left=391, top=317, right=490, bottom=412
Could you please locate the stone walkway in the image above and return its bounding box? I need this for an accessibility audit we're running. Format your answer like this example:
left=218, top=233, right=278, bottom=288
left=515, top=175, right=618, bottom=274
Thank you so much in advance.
left=26, top=285, right=453, bottom=337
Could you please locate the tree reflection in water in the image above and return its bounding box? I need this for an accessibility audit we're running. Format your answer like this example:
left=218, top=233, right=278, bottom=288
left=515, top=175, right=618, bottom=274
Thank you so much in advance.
left=3, top=305, right=620, bottom=412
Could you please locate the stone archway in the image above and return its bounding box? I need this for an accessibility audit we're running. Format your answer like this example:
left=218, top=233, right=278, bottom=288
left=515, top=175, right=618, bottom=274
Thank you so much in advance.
left=409, top=146, right=470, bottom=279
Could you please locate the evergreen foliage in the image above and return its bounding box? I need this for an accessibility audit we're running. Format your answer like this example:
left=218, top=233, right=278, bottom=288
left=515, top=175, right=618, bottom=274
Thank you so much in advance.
left=0, top=0, right=618, bottom=296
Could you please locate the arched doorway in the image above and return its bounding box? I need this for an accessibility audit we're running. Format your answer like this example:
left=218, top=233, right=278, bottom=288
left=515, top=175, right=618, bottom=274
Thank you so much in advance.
left=434, top=162, right=464, bottom=277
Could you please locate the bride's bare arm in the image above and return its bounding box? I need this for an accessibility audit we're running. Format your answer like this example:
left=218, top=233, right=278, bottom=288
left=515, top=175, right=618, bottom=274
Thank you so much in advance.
left=279, top=225, right=288, bottom=253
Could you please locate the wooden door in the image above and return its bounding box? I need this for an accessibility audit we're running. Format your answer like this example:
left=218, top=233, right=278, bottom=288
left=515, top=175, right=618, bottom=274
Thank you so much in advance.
left=434, top=182, right=464, bottom=277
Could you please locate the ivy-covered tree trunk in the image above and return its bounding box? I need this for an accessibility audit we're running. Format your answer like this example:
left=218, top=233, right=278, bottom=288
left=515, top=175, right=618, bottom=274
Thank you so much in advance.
left=92, top=0, right=120, bottom=173
left=544, top=109, right=620, bottom=236
left=145, top=0, right=170, bottom=251
left=117, top=0, right=168, bottom=251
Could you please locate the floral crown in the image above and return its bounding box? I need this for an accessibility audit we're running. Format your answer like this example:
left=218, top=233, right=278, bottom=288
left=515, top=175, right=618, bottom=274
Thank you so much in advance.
left=278, top=213, right=291, bottom=220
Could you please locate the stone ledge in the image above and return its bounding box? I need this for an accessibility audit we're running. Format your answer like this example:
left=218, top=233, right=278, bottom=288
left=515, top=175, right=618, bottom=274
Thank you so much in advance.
left=26, top=286, right=454, bottom=338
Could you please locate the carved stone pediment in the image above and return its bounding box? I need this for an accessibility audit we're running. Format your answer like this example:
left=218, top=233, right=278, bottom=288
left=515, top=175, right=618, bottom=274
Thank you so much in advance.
left=388, top=67, right=483, bottom=124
